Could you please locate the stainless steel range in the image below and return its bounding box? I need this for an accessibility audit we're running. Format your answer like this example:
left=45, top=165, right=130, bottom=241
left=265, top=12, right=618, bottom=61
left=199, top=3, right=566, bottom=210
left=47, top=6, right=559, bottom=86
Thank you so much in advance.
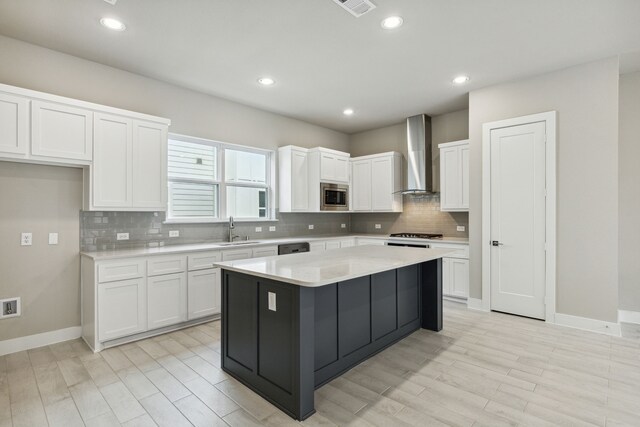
left=387, top=232, right=443, bottom=248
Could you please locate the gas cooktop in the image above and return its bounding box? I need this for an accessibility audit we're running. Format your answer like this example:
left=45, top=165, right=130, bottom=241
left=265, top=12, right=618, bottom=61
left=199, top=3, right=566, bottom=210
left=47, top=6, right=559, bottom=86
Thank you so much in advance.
left=389, top=233, right=444, bottom=239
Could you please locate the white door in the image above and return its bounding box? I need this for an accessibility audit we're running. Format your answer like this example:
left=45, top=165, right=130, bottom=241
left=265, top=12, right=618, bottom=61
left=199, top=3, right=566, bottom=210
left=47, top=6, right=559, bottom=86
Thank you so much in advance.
left=371, top=157, right=392, bottom=211
left=352, top=160, right=372, bottom=211
left=147, top=272, right=187, bottom=329
left=0, top=92, right=29, bottom=156
left=132, top=121, right=167, bottom=209
left=98, top=278, right=146, bottom=341
left=490, top=121, right=546, bottom=319
left=188, top=268, right=221, bottom=319
left=93, top=113, right=132, bottom=208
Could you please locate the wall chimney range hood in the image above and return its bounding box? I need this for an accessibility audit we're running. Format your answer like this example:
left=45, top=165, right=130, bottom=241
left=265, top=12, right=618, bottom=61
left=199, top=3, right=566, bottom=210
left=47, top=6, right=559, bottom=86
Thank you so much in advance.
left=402, top=114, right=434, bottom=194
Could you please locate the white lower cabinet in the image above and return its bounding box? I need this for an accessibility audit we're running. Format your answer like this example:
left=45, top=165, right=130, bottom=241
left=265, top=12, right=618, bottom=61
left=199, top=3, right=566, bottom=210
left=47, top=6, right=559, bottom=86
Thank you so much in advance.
left=309, top=241, right=326, bottom=252
left=340, top=238, right=356, bottom=248
left=98, top=278, right=146, bottom=341
left=252, top=246, right=279, bottom=258
left=147, top=272, right=187, bottom=329
left=188, top=268, right=221, bottom=320
left=442, top=257, right=469, bottom=299
left=356, top=238, right=386, bottom=246
left=222, top=248, right=253, bottom=261
left=325, top=240, right=341, bottom=250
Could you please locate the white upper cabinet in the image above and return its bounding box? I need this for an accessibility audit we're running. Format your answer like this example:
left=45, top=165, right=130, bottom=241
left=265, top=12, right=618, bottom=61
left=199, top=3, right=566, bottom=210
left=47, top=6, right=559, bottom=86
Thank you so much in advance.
left=132, top=121, right=168, bottom=209
left=278, top=146, right=309, bottom=212
left=31, top=100, right=93, bottom=162
left=352, top=159, right=372, bottom=211
left=0, top=92, right=29, bottom=157
left=89, top=113, right=168, bottom=211
left=439, top=140, right=470, bottom=212
left=318, top=150, right=349, bottom=183
left=350, top=152, right=403, bottom=213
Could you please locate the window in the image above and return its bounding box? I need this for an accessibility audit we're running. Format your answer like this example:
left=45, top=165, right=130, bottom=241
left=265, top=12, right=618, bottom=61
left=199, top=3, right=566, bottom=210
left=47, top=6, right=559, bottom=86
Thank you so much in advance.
left=167, top=135, right=273, bottom=222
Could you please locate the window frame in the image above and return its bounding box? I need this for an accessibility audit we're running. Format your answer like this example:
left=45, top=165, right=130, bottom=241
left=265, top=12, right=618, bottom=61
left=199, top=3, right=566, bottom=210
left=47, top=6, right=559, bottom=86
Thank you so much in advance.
left=166, top=133, right=276, bottom=223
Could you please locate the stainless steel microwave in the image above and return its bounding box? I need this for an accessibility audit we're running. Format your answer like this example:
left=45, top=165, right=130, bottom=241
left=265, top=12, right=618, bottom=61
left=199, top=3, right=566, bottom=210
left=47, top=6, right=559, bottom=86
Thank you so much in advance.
left=320, top=183, right=349, bottom=211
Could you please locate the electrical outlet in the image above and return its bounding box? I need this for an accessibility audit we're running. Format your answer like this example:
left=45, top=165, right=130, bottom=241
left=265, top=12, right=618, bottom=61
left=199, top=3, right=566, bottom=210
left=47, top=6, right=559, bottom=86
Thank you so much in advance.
left=308, top=224, right=314, bottom=230
left=116, top=232, right=129, bottom=241
left=268, top=292, right=277, bottom=311
left=0, top=297, right=21, bottom=319
left=341, top=224, right=346, bottom=229
left=269, top=226, right=276, bottom=232
left=21, top=233, right=32, bottom=246
left=255, top=227, right=262, bottom=232
left=457, top=226, right=466, bottom=232
left=48, top=233, right=59, bottom=245
left=169, top=230, right=180, bottom=237
left=375, top=224, right=382, bottom=229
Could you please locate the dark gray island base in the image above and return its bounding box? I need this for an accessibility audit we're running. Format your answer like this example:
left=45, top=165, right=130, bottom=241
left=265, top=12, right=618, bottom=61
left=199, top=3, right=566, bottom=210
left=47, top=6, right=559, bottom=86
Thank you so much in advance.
left=220, top=259, right=443, bottom=420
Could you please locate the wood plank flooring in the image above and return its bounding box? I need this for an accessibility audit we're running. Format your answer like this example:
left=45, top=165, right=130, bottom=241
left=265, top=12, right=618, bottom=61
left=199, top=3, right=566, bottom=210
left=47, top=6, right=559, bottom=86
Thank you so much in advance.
left=1, top=301, right=639, bottom=426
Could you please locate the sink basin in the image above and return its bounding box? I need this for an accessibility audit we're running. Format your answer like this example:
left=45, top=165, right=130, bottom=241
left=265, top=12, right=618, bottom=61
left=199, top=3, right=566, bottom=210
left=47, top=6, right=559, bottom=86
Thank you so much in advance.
left=217, top=241, right=261, bottom=246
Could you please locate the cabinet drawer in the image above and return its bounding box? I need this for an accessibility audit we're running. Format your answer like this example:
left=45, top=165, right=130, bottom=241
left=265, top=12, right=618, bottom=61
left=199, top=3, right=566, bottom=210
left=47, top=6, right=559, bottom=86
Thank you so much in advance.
left=309, top=242, right=326, bottom=252
left=325, top=241, right=341, bottom=250
left=188, top=251, right=222, bottom=271
left=97, top=259, right=145, bottom=283
left=430, top=243, right=469, bottom=259
left=147, top=255, right=186, bottom=276
left=222, top=248, right=253, bottom=261
left=252, top=246, right=278, bottom=258
left=340, top=239, right=356, bottom=248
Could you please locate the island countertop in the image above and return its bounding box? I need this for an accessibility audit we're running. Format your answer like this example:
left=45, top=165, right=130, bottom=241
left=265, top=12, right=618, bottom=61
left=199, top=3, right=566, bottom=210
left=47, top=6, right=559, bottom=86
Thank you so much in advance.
left=214, top=245, right=454, bottom=287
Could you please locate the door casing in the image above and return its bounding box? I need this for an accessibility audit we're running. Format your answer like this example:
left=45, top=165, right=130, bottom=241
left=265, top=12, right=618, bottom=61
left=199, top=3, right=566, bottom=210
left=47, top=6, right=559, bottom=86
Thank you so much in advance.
left=481, top=111, right=557, bottom=322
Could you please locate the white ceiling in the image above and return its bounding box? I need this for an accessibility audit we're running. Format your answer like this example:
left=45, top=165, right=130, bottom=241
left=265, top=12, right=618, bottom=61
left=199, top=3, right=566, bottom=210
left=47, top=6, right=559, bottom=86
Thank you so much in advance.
left=0, top=0, right=639, bottom=134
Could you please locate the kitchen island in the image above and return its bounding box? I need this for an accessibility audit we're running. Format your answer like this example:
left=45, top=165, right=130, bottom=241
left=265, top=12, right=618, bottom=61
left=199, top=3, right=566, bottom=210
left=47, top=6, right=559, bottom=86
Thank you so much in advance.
left=215, top=245, right=452, bottom=420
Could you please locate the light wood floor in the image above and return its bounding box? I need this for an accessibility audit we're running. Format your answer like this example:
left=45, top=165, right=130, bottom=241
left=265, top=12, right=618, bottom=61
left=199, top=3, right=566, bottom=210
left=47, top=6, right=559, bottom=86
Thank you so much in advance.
left=1, top=301, right=639, bottom=427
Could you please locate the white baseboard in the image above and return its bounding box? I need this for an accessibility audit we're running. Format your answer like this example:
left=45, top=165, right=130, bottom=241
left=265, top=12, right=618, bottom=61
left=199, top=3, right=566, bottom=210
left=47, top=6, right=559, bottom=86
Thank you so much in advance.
left=619, top=310, right=640, bottom=325
left=467, top=297, right=488, bottom=312
left=0, top=326, right=82, bottom=356
left=553, top=313, right=621, bottom=337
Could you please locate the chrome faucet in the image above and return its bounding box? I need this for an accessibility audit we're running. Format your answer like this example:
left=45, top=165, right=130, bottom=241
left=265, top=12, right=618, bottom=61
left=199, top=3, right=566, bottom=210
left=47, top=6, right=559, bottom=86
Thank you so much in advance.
left=228, top=216, right=236, bottom=242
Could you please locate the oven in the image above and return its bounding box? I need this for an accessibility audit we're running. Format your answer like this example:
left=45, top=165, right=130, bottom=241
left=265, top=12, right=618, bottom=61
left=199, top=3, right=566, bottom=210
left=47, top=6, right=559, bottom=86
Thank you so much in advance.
left=320, top=183, right=349, bottom=211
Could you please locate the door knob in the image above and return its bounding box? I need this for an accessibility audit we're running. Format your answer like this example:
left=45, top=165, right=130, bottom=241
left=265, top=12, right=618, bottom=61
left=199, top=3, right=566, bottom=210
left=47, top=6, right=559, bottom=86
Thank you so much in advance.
left=491, top=241, right=504, bottom=246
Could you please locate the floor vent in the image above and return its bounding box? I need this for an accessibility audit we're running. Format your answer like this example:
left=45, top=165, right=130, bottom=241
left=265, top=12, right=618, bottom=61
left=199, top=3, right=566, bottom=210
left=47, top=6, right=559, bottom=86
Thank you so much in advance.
left=332, top=0, right=376, bottom=18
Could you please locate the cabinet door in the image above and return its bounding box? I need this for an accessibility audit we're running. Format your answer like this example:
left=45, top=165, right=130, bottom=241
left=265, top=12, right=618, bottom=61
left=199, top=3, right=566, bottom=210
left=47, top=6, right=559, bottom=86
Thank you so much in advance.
left=98, top=278, right=146, bottom=341
left=132, top=121, right=167, bottom=209
left=0, top=92, right=29, bottom=156
left=31, top=100, right=93, bottom=161
left=147, top=272, right=187, bottom=329
left=320, top=153, right=336, bottom=181
left=325, top=241, right=341, bottom=250
left=188, top=268, right=221, bottom=319
left=371, top=157, right=393, bottom=211
left=352, top=160, right=372, bottom=211
left=252, top=246, right=278, bottom=258
left=460, top=145, right=470, bottom=209
left=334, top=155, right=349, bottom=183
left=291, top=150, right=309, bottom=211
left=439, top=146, right=461, bottom=211
left=340, top=239, right=355, bottom=248
left=93, top=113, right=133, bottom=208
left=441, top=258, right=452, bottom=296
left=450, top=258, right=469, bottom=298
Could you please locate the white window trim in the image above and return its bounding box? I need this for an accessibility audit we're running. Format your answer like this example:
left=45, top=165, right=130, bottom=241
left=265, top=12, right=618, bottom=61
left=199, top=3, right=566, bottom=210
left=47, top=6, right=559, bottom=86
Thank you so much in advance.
left=167, top=133, right=276, bottom=223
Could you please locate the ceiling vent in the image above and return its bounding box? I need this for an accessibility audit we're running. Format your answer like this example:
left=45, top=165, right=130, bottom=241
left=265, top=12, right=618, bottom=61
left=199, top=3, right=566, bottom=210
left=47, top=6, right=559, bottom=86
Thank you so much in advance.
left=332, top=0, right=376, bottom=17
left=103, top=0, right=117, bottom=5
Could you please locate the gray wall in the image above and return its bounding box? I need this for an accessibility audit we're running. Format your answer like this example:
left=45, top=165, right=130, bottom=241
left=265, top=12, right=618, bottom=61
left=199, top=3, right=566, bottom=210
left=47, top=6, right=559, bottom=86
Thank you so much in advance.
left=619, top=71, right=640, bottom=312
left=349, top=110, right=470, bottom=238
left=468, top=57, right=620, bottom=322
left=0, top=162, right=82, bottom=341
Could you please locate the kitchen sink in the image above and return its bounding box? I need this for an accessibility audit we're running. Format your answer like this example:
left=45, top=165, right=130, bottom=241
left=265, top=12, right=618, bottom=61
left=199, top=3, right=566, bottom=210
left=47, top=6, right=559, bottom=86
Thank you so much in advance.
left=217, top=241, right=261, bottom=246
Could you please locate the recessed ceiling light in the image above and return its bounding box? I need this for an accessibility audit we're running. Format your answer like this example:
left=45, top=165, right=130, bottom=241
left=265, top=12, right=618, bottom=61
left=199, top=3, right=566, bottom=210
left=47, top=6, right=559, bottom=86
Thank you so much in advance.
left=381, top=16, right=403, bottom=29
left=343, top=108, right=354, bottom=116
left=258, top=77, right=275, bottom=86
left=452, top=75, right=470, bottom=85
left=100, top=17, right=126, bottom=31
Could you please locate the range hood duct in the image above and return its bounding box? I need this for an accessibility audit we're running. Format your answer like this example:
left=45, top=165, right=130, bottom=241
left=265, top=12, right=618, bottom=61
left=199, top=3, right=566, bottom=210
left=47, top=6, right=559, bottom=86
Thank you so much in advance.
left=402, top=114, right=434, bottom=194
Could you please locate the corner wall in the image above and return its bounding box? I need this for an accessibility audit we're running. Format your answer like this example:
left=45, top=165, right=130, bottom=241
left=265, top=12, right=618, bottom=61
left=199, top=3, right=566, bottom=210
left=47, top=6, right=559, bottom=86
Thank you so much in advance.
left=469, top=57, right=620, bottom=322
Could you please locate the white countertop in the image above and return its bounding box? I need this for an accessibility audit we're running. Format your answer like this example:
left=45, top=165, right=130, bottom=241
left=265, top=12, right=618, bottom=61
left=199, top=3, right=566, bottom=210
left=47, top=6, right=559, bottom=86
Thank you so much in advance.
left=80, top=234, right=468, bottom=260
left=214, top=245, right=455, bottom=287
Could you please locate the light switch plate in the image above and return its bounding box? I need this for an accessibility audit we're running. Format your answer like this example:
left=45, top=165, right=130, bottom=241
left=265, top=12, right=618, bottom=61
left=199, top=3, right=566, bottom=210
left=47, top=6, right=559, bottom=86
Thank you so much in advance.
left=269, top=226, right=276, bottom=232
left=21, top=233, right=32, bottom=246
left=268, top=292, right=277, bottom=311
left=457, top=226, right=466, bottom=232
left=255, top=227, right=262, bottom=232
left=116, top=232, right=129, bottom=241
left=375, top=224, right=382, bottom=229
left=48, top=233, right=58, bottom=245
left=341, top=224, right=346, bottom=229
left=169, top=230, right=180, bottom=237
left=308, top=225, right=314, bottom=230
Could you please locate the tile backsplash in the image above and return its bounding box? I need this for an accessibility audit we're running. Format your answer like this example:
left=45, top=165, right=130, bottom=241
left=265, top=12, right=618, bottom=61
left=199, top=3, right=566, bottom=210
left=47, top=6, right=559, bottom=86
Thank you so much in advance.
left=81, top=195, right=468, bottom=252
left=80, top=211, right=351, bottom=252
